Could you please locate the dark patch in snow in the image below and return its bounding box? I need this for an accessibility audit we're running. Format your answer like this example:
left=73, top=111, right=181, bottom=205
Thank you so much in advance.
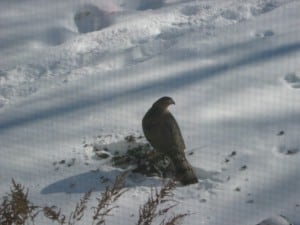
left=240, top=165, right=247, bottom=171
left=256, top=215, right=294, bottom=225
left=74, top=4, right=111, bottom=34
left=246, top=199, right=254, bottom=204
left=251, top=1, right=279, bottom=16
left=94, top=151, right=110, bottom=159
left=180, top=5, right=202, bottom=16
left=43, top=27, right=76, bottom=46
left=284, top=73, right=300, bottom=89
left=0, top=101, right=5, bottom=108
left=234, top=187, right=241, bottom=192
left=67, top=158, right=76, bottom=167
left=277, top=130, right=285, bottom=136
left=255, top=30, right=275, bottom=38
left=276, top=145, right=299, bottom=155
left=199, top=198, right=207, bottom=203
left=52, top=158, right=76, bottom=170
left=221, top=9, right=241, bottom=21
left=138, top=0, right=165, bottom=11
left=229, top=151, right=237, bottom=157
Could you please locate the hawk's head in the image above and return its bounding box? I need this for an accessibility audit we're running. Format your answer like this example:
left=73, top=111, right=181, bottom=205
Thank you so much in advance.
left=152, top=96, right=175, bottom=110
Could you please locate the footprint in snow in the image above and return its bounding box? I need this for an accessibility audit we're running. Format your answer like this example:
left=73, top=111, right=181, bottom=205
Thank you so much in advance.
left=255, top=30, right=275, bottom=38
left=284, top=73, right=300, bottom=89
left=52, top=158, right=76, bottom=171
left=275, top=145, right=299, bottom=156
left=74, top=4, right=112, bottom=34
left=256, top=215, right=293, bottom=225
left=180, top=5, right=204, bottom=16
left=221, top=9, right=241, bottom=21
left=138, top=0, right=164, bottom=10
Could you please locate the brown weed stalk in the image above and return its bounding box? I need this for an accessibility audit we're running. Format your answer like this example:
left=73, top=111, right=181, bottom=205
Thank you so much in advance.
left=92, top=172, right=128, bottom=225
left=137, top=180, right=188, bottom=225
left=0, top=179, right=40, bottom=225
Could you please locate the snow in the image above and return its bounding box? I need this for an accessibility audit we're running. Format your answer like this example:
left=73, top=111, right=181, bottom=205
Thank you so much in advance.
left=1, top=0, right=300, bottom=224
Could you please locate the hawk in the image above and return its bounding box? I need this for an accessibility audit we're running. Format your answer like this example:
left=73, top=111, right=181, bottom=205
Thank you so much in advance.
left=142, top=97, right=198, bottom=185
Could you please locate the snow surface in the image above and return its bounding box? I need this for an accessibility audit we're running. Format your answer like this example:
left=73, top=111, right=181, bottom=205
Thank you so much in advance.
left=1, top=0, right=300, bottom=224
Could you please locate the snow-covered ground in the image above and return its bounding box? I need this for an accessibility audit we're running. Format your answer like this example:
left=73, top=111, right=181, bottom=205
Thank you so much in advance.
left=1, top=0, right=300, bottom=224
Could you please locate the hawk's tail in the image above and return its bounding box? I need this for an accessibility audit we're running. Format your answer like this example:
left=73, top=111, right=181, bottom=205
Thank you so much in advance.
left=171, top=154, right=198, bottom=185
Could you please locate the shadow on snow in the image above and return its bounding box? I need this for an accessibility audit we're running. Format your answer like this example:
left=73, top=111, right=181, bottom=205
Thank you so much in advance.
left=0, top=41, right=300, bottom=132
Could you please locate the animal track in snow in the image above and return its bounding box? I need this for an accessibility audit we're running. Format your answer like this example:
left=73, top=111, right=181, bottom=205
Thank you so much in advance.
left=221, top=9, right=241, bottom=21
left=255, top=29, right=274, bottom=38
left=250, top=0, right=279, bottom=16
left=275, top=145, right=299, bottom=156
left=121, top=0, right=164, bottom=11
left=42, top=27, right=75, bottom=46
left=180, top=5, right=204, bottom=16
left=284, top=72, right=300, bottom=89
left=138, top=0, right=164, bottom=11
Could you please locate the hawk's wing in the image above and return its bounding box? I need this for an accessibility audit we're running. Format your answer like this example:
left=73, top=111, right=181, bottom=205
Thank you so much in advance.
left=162, top=112, right=186, bottom=152
left=142, top=111, right=185, bottom=155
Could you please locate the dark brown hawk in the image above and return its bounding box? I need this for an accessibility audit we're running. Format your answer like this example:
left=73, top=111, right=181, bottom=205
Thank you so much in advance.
left=142, top=96, right=198, bottom=185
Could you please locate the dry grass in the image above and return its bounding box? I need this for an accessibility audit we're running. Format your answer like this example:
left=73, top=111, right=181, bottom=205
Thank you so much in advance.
left=43, top=206, right=66, bottom=225
left=159, top=213, right=189, bottom=225
left=0, top=179, right=40, bottom=225
left=91, top=172, right=128, bottom=225
left=0, top=174, right=189, bottom=225
left=42, top=190, right=92, bottom=225
left=137, top=180, right=189, bottom=225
